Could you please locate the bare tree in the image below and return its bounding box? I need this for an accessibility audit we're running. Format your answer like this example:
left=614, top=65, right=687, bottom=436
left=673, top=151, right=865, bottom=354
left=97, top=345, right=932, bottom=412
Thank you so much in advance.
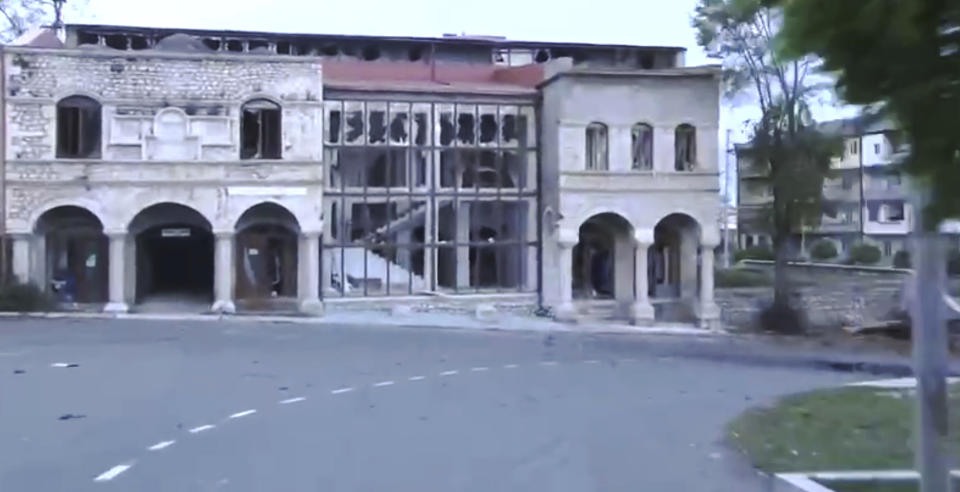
left=0, top=0, right=81, bottom=42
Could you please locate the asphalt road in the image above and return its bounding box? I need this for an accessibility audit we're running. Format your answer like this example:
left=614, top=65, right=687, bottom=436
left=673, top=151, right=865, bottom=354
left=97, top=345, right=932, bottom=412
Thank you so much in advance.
left=0, top=318, right=864, bottom=492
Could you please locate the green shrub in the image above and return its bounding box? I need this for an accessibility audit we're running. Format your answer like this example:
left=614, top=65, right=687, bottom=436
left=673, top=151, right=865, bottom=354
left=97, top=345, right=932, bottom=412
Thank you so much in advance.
left=0, top=283, right=54, bottom=312
left=715, top=268, right=772, bottom=288
left=893, top=250, right=911, bottom=269
left=847, top=243, right=882, bottom=265
left=809, top=240, right=838, bottom=261
left=733, top=246, right=774, bottom=262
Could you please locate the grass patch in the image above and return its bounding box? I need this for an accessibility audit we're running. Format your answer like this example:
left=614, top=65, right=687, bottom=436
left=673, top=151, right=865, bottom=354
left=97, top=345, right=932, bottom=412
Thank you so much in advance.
left=728, top=386, right=960, bottom=473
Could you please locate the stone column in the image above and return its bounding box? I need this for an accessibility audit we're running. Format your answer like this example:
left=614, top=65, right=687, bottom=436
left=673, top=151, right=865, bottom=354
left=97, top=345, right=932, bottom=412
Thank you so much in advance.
left=298, top=231, right=323, bottom=316
left=699, top=241, right=721, bottom=329
left=211, top=232, right=236, bottom=314
left=456, top=201, right=471, bottom=288
left=632, top=230, right=655, bottom=324
left=10, top=234, right=31, bottom=285
left=103, top=232, right=129, bottom=313
left=554, top=229, right=578, bottom=322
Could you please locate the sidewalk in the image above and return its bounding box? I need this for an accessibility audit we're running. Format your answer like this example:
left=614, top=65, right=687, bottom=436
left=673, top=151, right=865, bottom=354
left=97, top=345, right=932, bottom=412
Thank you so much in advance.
left=0, top=308, right=717, bottom=337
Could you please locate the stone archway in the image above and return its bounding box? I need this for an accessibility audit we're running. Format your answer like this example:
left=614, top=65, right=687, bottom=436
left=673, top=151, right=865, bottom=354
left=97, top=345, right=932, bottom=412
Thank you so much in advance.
left=572, top=213, right=634, bottom=302
left=34, top=206, right=108, bottom=304
left=128, top=203, right=214, bottom=305
left=234, top=203, right=301, bottom=306
left=651, top=213, right=701, bottom=299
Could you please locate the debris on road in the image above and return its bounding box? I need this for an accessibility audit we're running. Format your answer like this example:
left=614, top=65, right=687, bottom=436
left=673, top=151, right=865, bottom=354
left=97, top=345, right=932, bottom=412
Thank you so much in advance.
left=58, top=413, right=86, bottom=421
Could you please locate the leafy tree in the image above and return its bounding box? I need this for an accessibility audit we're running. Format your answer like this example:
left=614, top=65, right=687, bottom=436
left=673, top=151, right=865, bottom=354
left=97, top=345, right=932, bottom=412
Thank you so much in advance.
left=693, top=0, right=838, bottom=331
left=0, top=0, right=80, bottom=42
left=808, top=239, right=837, bottom=261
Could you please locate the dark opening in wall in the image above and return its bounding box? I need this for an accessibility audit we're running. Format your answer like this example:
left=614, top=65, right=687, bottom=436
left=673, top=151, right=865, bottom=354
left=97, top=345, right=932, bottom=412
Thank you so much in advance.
left=345, top=110, right=364, bottom=143
left=479, top=114, right=497, bottom=143
left=457, top=113, right=475, bottom=144
left=639, top=53, right=655, bottom=69
left=341, top=44, right=357, bottom=57
left=321, top=44, right=339, bottom=56
left=550, top=48, right=572, bottom=59
left=328, top=111, right=341, bottom=144
left=202, top=38, right=221, bottom=51
left=241, top=99, right=282, bottom=160
left=277, top=41, right=292, bottom=55
left=501, top=114, right=517, bottom=142
left=105, top=34, right=127, bottom=50
left=408, top=46, right=424, bottom=62
left=390, top=113, right=408, bottom=143
left=368, top=110, right=386, bottom=143
left=414, top=113, right=428, bottom=145
left=249, top=40, right=270, bottom=52
left=572, top=50, right=589, bottom=64
left=534, top=49, right=550, bottom=63
left=77, top=31, right=99, bottom=46
left=227, top=39, right=244, bottom=52
left=57, top=96, right=102, bottom=159
left=130, top=36, right=149, bottom=50
left=439, top=112, right=455, bottom=145
left=295, top=42, right=314, bottom=55
left=362, top=45, right=381, bottom=61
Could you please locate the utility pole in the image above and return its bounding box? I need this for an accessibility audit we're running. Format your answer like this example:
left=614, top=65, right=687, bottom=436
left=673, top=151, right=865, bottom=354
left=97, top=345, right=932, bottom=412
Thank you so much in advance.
left=911, top=188, right=951, bottom=492
left=722, top=129, right=733, bottom=268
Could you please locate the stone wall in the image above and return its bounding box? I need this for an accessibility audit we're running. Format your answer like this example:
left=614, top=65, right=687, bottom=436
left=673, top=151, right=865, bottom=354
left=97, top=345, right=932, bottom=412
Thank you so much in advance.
left=717, top=267, right=908, bottom=331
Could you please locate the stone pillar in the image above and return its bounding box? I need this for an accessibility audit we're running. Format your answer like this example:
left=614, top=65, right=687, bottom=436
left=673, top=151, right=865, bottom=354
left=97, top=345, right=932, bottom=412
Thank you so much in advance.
left=456, top=201, right=471, bottom=288
left=298, top=231, right=323, bottom=316
left=10, top=234, right=31, bottom=285
left=103, top=232, right=129, bottom=313
left=632, top=230, right=655, bottom=324
left=699, top=241, right=721, bottom=329
left=211, top=232, right=236, bottom=314
left=554, top=229, right=578, bottom=322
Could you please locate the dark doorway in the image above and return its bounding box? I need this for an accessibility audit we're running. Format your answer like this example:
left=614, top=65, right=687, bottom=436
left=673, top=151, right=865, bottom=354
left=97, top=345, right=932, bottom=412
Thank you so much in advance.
left=35, top=206, right=108, bottom=304
left=136, top=225, right=213, bottom=301
left=236, top=225, right=298, bottom=300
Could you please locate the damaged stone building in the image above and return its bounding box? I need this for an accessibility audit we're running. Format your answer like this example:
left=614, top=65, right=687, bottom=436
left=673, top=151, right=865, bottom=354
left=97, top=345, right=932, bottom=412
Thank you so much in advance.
left=1, top=24, right=722, bottom=327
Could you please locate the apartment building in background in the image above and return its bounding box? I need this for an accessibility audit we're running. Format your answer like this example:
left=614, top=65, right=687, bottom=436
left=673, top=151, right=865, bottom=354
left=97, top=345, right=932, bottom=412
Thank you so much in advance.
left=1, top=24, right=723, bottom=327
left=736, top=116, right=914, bottom=261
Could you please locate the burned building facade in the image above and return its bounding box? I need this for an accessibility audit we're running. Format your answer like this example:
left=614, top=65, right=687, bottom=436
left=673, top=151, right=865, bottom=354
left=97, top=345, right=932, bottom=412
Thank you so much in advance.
left=2, top=25, right=721, bottom=327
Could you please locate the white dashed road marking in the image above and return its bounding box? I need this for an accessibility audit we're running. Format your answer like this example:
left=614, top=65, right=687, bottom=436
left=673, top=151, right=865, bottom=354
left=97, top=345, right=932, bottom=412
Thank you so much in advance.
left=373, top=381, right=395, bottom=387
left=584, top=360, right=600, bottom=364
left=440, top=370, right=459, bottom=376
left=503, top=364, right=519, bottom=369
left=540, top=361, right=558, bottom=366
left=471, top=367, right=489, bottom=372
left=94, top=463, right=133, bottom=482
left=279, top=397, right=306, bottom=404
left=147, top=440, right=175, bottom=451
left=188, top=425, right=215, bottom=434
left=408, top=375, right=426, bottom=381
left=228, top=409, right=257, bottom=419
left=331, top=387, right=354, bottom=394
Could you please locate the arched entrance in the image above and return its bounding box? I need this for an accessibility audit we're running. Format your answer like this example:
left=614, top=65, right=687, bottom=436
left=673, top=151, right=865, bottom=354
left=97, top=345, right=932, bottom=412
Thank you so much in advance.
left=651, top=213, right=701, bottom=299
left=572, top=213, right=634, bottom=301
left=234, top=203, right=300, bottom=307
left=129, top=203, right=214, bottom=304
left=34, top=206, right=107, bottom=304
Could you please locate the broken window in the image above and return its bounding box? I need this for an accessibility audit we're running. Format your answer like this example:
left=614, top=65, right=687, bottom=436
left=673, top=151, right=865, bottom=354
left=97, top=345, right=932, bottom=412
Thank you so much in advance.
left=479, top=108, right=498, bottom=144
left=631, top=123, right=654, bottom=170
left=389, top=104, right=409, bottom=144
left=413, top=112, right=429, bottom=146
left=585, top=122, right=608, bottom=171
left=345, top=103, right=364, bottom=144
left=439, top=111, right=455, bottom=146
left=675, top=124, right=697, bottom=171
left=326, top=107, right=342, bottom=144
left=457, top=112, right=475, bottom=144
left=57, top=95, right=102, bottom=159
left=368, top=107, right=387, bottom=144
left=240, top=99, right=282, bottom=160
left=501, top=109, right=518, bottom=146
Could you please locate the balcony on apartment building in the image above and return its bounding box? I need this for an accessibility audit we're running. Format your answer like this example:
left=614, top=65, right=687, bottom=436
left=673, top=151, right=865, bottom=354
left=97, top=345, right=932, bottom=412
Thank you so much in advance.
left=863, top=201, right=911, bottom=235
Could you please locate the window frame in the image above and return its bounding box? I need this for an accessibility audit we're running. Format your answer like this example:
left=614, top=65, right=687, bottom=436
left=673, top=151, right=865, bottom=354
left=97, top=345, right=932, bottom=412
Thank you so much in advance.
left=56, top=95, right=102, bottom=159
left=585, top=122, right=609, bottom=171
left=630, top=122, right=654, bottom=170
left=240, top=98, right=283, bottom=160
left=674, top=124, right=697, bottom=171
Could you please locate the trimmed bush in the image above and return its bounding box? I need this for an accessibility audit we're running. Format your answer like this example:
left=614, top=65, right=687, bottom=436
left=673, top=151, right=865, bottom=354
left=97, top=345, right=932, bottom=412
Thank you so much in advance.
left=809, top=240, right=838, bottom=261
left=715, top=268, right=772, bottom=288
left=847, top=243, right=882, bottom=265
left=734, top=246, right=775, bottom=263
left=0, top=283, right=54, bottom=312
left=893, top=250, right=911, bottom=269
